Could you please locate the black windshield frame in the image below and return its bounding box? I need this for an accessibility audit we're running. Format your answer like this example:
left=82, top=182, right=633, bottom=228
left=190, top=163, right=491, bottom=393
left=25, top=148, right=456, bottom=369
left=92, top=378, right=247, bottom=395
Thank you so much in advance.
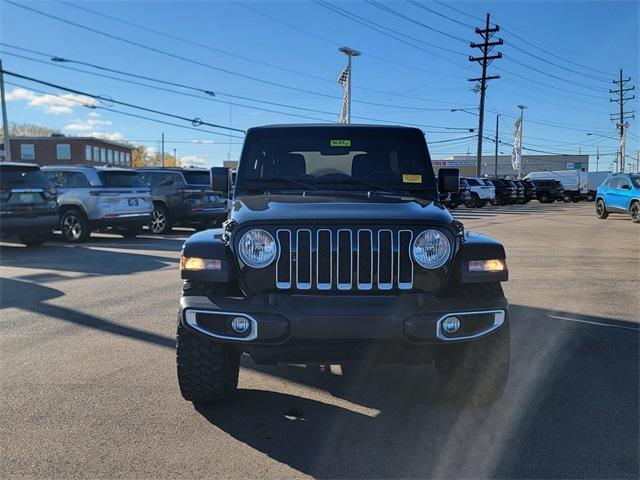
left=235, top=126, right=437, bottom=198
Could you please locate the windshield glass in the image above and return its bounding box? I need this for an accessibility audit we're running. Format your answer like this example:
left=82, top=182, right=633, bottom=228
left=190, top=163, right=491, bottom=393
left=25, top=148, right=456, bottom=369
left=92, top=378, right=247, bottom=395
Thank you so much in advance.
left=236, top=128, right=435, bottom=194
left=98, top=171, right=147, bottom=188
left=0, top=166, right=52, bottom=188
left=182, top=171, right=210, bottom=185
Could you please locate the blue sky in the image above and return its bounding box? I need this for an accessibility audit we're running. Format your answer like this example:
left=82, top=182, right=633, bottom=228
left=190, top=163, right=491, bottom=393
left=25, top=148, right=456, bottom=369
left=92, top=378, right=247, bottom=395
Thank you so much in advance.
left=1, top=0, right=638, bottom=170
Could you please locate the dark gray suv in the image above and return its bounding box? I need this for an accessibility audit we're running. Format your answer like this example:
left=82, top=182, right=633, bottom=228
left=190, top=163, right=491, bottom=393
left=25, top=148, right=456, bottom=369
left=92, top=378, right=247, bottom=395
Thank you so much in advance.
left=137, top=168, right=228, bottom=234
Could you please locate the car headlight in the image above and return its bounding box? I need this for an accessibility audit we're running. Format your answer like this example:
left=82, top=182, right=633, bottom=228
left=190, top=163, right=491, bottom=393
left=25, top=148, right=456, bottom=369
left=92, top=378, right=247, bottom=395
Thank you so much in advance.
left=238, top=229, right=277, bottom=268
left=412, top=229, right=451, bottom=269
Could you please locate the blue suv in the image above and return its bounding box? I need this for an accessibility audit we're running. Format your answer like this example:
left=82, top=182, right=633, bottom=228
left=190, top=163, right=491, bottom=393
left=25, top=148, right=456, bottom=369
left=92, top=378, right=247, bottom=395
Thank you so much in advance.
left=595, top=173, right=640, bottom=223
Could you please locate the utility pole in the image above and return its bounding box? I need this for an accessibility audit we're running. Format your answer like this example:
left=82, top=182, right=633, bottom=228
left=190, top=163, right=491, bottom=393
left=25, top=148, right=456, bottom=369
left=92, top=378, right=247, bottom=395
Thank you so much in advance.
left=0, top=59, right=11, bottom=162
left=469, top=13, right=503, bottom=177
left=339, top=47, right=361, bottom=124
left=610, top=68, right=634, bottom=173
left=161, top=132, right=165, bottom=167
left=517, top=105, right=527, bottom=179
left=173, top=148, right=177, bottom=167
left=494, top=114, right=499, bottom=177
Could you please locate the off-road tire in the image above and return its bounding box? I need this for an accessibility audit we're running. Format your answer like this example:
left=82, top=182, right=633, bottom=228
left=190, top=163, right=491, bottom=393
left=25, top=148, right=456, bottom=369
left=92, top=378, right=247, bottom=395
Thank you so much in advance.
left=596, top=198, right=609, bottom=219
left=60, top=209, right=91, bottom=242
left=176, top=320, right=240, bottom=403
left=18, top=233, right=46, bottom=247
left=630, top=201, right=640, bottom=224
left=464, top=193, right=479, bottom=208
left=435, top=321, right=510, bottom=406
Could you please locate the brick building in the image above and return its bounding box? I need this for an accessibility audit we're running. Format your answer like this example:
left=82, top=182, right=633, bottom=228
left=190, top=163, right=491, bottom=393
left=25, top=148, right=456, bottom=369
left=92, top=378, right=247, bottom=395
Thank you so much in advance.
left=0, top=135, right=133, bottom=167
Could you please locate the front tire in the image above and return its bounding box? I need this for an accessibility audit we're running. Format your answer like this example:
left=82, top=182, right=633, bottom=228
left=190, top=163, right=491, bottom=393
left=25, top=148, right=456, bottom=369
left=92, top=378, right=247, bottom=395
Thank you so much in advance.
left=176, top=321, right=240, bottom=404
left=596, top=198, right=609, bottom=219
left=630, top=201, right=640, bottom=223
left=60, top=209, right=91, bottom=242
left=149, top=204, right=172, bottom=234
left=436, top=322, right=510, bottom=406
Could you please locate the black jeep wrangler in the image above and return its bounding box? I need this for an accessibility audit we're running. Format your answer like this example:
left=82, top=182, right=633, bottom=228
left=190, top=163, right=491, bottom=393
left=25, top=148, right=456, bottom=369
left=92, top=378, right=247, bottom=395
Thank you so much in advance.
left=177, top=125, right=510, bottom=405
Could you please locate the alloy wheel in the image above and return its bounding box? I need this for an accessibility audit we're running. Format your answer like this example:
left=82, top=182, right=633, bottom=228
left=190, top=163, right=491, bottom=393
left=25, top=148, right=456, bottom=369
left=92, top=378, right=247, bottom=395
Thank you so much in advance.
left=631, top=203, right=640, bottom=223
left=150, top=208, right=167, bottom=234
left=62, top=214, right=83, bottom=241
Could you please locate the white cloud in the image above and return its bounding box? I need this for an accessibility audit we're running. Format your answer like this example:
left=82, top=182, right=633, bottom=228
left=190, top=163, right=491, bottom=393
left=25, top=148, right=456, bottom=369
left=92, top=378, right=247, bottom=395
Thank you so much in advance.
left=65, top=114, right=112, bottom=132
left=6, top=87, right=97, bottom=115
left=180, top=155, right=207, bottom=168
left=88, top=131, right=125, bottom=142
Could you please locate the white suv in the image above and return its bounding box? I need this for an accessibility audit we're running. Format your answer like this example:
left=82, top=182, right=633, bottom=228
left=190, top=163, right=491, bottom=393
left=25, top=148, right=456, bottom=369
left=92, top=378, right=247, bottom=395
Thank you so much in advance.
left=43, top=166, right=152, bottom=242
left=463, top=177, right=496, bottom=208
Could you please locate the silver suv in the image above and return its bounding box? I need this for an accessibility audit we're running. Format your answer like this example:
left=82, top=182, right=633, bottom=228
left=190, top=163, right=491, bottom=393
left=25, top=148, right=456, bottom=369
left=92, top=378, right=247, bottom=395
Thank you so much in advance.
left=43, top=166, right=152, bottom=242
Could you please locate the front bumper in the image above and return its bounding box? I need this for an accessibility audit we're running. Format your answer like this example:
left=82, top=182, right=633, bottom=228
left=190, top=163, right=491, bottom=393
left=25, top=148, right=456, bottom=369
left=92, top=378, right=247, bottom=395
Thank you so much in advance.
left=180, top=293, right=509, bottom=364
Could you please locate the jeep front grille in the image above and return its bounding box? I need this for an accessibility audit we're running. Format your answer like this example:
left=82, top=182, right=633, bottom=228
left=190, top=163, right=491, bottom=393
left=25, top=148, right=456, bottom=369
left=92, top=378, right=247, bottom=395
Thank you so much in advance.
left=275, top=228, right=414, bottom=291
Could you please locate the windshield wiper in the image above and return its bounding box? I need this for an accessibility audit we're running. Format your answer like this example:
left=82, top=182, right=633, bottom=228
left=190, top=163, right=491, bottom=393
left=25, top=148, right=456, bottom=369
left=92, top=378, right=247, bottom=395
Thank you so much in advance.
left=246, top=176, right=319, bottom=191
left=316, top=177, right=399, bottom=195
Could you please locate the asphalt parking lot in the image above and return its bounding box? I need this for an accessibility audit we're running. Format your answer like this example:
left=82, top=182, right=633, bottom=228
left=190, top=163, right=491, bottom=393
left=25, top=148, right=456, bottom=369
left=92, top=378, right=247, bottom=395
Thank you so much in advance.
left=1, top=202, right=638, bottom=479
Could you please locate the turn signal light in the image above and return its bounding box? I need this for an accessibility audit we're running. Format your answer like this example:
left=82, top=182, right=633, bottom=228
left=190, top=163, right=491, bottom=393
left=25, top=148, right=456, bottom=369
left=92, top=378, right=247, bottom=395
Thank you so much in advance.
left=180, top=257, right=221, bottom=271
left=468, top=259, right=506, bottom=272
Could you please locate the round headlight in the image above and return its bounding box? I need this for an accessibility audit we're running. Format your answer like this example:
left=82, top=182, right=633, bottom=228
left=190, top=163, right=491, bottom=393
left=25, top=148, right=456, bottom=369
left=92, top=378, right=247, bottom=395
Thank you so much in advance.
left=412, top=229, right=451, bottom=269
left=238, top=229, right=277, bottom=268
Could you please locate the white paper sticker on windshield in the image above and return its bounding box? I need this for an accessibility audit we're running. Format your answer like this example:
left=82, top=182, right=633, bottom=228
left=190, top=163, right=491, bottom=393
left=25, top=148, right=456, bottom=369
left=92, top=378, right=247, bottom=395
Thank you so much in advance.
left=330, top=139, right=351, bottom=147
left=403, top=174, right=422, bottom=184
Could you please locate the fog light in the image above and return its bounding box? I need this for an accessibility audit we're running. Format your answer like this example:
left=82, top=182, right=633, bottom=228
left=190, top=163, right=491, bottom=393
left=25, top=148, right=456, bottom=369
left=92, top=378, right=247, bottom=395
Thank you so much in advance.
left=442, top=316, right=461, bottom=334
left=230, top=316, right=250, bottom=333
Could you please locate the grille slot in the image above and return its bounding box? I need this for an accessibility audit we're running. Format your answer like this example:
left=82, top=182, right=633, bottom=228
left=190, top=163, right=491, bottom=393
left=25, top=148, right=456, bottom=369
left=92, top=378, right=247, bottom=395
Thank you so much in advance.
left=275, top=228, right=414, bottom=291
left=296, top=229, right=312, bottom=289
left=316, top=229, right=332, bottom=290
left=337, top=229, right=352, bottom=290
left=276, top=230, right=291, bottom=289
left=398, top=230, right=413, bottom=289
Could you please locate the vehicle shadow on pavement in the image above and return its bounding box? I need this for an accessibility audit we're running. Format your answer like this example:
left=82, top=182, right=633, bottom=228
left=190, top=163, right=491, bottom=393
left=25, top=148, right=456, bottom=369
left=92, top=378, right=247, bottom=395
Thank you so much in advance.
left=195, top=304, right=639, bottom=479
left=0, top=242, right=176, bottom=278
left=0, top=278, right=175, bottom=349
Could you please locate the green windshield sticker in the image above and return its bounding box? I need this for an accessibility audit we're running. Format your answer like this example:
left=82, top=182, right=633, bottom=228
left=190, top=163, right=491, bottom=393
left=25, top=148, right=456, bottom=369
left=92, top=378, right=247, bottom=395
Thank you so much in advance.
left=330, top=139, right=351, bottom=147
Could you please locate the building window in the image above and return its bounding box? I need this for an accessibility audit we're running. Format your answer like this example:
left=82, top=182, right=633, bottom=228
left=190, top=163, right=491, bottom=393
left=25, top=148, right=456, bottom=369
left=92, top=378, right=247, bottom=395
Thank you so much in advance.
left=93, top=146, right=99, bottom=163
left=108, top=149, right=114, bottom=164
left=118, top=151, right=123, bottom=165
left=20, top=144, right=35, bottom=160
left=100, top=148, right=106, bottom=163
left=85, top=145, right=92, bottom=161
left=125, top=152, right=131, bottom=166
left=56, top=144, right=71, bottom=161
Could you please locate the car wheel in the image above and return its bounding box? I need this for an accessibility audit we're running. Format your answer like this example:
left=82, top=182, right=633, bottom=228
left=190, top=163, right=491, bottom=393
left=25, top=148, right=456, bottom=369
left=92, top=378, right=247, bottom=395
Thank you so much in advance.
left=596, top=199, right=609, bottom=219
left=176, top=320, right=240, bottom=404
left=538, top=193, right=550, bottom=203
left=119, top=226, right=141, bottom=238
left=60, top=209, right=91, bottom=242
left=630, top=201, right=640, bottom=223
left=464, top=194, right=478, bottom=208
left=18, top=233, right=46, bottom=247
left=436, top=322, right=510, bottom=406
left=149, top=204, right=171, bottom=234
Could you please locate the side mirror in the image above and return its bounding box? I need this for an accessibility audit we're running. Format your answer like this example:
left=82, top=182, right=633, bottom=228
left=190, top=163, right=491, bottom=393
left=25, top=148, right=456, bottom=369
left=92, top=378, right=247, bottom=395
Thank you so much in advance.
left=438, top=168, right=460, bottom=193
left=210, top=167, right=230, bottom=197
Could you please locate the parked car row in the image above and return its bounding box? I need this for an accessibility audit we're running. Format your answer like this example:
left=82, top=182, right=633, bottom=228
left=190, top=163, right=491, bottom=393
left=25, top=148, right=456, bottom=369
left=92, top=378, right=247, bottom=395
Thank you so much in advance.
left=0, top=162, right=230, bottom=246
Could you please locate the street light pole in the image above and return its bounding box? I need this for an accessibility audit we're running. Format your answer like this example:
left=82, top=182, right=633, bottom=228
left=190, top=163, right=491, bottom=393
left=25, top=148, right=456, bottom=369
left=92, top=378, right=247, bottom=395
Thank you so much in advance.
left=494, top=114, right=499, bottom=177
left=0, top=59, right=11, bottom=162
left=339, top=47, right=361, bottom=124
left=517, top=105, right=527, bottom=179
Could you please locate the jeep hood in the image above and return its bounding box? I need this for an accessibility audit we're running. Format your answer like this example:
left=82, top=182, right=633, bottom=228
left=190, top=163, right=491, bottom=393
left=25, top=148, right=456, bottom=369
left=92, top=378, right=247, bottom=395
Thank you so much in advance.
left=229, top=194, right=453, bottom=226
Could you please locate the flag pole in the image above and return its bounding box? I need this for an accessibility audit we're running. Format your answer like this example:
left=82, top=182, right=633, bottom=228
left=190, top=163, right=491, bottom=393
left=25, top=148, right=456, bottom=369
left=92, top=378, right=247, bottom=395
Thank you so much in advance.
left=338, top=47, right=360, bottom=124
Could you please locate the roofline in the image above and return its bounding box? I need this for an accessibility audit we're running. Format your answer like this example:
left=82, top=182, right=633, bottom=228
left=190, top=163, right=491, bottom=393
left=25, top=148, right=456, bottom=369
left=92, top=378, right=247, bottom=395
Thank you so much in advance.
left=5, top=136, right=133, bottom=149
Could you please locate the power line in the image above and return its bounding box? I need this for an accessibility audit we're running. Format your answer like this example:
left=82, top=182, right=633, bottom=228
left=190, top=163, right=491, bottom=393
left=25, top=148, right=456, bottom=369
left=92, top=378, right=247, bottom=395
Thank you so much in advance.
left=405, top=0, right=475, bottom=29
left=365, top=0, right=469, bottom=44
left=312, top=0, right=468, bottom=60
left=4, top=80, right=244, bottom=138
left=47, top=0, right=468, bottom=107
left=1, top=69, right=247, bottom=134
